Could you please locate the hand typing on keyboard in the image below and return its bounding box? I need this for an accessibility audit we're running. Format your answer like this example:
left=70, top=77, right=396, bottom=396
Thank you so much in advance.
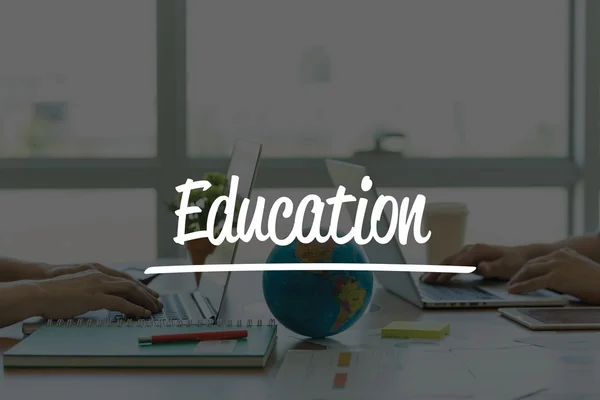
left=418, top=233, right=600, bottom=305
left=421, top=243, right=532, bottom=284
left=0, top=257, right=163, bottom=329
left=43, top=262, right=161, bottom=298
left=508, top=247, right=600, bottom=305
left=25, top=270, right=163, bottom=322
left=110, top=294, right=187, bottom=321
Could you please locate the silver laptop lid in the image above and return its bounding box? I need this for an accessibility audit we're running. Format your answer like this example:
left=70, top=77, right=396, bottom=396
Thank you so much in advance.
left=325, top=159, right=423, bottom=307
left=193, top=140, right=263, bottom=320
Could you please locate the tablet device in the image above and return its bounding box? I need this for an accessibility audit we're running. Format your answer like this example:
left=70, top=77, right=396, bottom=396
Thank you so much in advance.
left=499, top=307, right=600, bottom=330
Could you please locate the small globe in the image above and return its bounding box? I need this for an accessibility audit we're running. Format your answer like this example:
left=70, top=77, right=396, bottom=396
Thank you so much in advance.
left=263, top=231, right=373, bottom=338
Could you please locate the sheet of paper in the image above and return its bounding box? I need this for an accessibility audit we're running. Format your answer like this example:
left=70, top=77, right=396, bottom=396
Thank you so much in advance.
left=270, top=349, right=469, bottom=400
left=515, top=332, right=600, bottom=350
left=193, top=339, right=237, bottom=354
left=292, top=327, right=528, bottom=352
left=527, top=392, right=600, bottom=399
left=440, top=335, right=529, bottom=350
left=450, top=345, right=600, bottom=393
left=269, top=349, right=545, bottom=400
left=444, top=321, right=531, bottom=349
left=0, top=322, right=25, bottom=340
left=451, top=346, right=553, bottom=377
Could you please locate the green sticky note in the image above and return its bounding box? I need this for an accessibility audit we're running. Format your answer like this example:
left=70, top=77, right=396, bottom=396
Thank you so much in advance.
left=381, top=321, right=450, bottom=339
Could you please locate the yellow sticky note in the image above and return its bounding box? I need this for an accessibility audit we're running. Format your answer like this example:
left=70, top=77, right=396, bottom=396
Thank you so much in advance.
left=381, top=321, right=450, bottom=339
left=337, top=352, right=352, bottom=367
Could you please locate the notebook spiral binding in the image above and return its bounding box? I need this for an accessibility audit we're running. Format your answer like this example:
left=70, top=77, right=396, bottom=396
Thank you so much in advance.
left=45, top=318, right=277, bottom=328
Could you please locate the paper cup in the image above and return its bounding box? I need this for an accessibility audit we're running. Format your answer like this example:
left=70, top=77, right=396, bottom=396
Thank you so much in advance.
left=422, top=202, right=469, bottom=265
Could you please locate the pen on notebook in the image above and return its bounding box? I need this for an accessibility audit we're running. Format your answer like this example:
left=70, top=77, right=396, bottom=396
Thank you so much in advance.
left=138, top=329, right=248, bottom=344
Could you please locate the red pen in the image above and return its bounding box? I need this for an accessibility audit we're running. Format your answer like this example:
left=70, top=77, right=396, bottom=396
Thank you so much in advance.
left=138, top=329, right=248, bottom=345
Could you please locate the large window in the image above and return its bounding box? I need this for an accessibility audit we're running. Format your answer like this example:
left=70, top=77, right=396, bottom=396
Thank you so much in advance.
left=187, top=0, right=568, bottom=158
left=0, top=0, right=598, bottom=262
left=0, top=190, right=156, bottom=263
left=0, top=0, right=156, bottom=158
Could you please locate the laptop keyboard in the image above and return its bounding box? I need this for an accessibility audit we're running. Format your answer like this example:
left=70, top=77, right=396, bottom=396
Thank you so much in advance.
left=108, top=294, right=189, bottom=321
left=419, top=283, right=501, bottom=301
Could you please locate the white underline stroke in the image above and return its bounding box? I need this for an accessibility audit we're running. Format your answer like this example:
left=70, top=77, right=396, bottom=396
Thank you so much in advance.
left=144, top=263, right=476, bottom=274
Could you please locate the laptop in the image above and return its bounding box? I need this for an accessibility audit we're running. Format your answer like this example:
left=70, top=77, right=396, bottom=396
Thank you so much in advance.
left=22, top=140, right=262, bottom=335
left=325, top=159, right=571, bottom=309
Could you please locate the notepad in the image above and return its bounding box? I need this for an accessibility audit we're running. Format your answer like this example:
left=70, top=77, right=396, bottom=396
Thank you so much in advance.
left=381, top=321, right=450, bottom=339
left=3, top=323, right=277, bottom=368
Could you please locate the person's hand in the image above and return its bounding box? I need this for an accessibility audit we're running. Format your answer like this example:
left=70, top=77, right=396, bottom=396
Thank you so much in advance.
left=31, top=270, right=162, bottom=320
left=421, top=244, right=530, bottom=284
left=508, top=248, right=600, bottom=304
left=41, top=262, right=160, bottom=299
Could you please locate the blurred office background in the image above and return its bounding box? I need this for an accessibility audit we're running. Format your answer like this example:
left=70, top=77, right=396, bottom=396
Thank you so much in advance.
left=0, top=0, right=593, bottom=264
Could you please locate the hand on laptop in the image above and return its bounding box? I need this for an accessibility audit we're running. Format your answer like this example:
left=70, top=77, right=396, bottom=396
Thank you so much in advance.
left=40, top=262, right=160, bottom=298
left=508, top=247, right=600, bottom=305
left=421, top=244, right=531, bottom=284
left=30, top=269, right=162, bottom=320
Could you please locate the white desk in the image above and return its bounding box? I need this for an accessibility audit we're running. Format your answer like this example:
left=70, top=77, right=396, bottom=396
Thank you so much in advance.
left=0, top=262, right=599, bottom=399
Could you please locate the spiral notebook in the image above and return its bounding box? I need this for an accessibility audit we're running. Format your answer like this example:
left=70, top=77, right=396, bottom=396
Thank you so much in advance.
left=4, top=319, right=277, bottom=368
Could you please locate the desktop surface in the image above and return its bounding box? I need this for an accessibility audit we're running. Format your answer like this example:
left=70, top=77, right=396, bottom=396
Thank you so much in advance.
left=0, top=261, right=597, bottom=399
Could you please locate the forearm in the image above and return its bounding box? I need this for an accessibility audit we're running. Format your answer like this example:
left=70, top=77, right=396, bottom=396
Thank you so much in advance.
left=0, top=281, right=42, bottom=328
left=517, top=234, right=600, bottom=263
left=0, top=257, right=48, bottom=283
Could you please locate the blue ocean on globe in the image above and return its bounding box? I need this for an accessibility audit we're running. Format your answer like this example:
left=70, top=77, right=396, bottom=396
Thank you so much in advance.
left=263, top=231, right=373, bottom=338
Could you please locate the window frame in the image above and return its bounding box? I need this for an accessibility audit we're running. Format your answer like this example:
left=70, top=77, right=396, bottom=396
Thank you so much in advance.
left=0, top=0, right=596, bottom=259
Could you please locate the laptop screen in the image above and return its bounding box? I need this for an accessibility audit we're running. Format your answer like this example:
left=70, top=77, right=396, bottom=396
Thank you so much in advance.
left=193, top=140, right=262, bottom=319
left=324, top=159, right=424, bottom=303
left=325, top=159, right=409, bottom=266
